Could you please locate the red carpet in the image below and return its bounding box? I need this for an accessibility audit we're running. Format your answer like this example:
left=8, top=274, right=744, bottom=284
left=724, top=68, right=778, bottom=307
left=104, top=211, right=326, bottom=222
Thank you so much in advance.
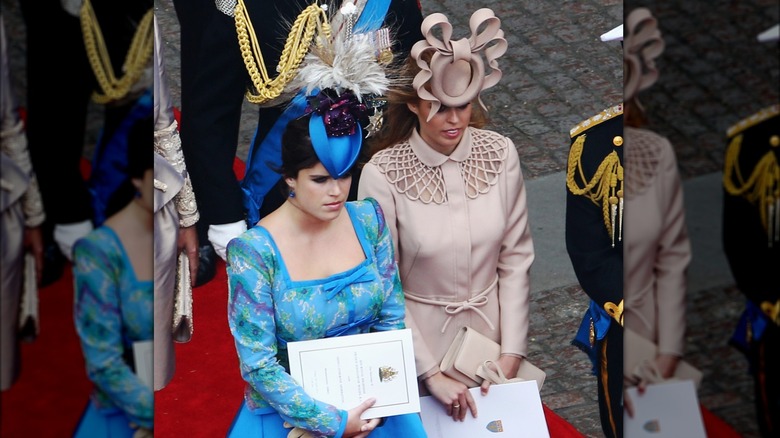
left=154, top=155, right=247, bottom=436
left=702, top=404, right=743, bottom=438
left=0, top=264, right=93, bottom=437
left=155, top=258, right=245, bottom=437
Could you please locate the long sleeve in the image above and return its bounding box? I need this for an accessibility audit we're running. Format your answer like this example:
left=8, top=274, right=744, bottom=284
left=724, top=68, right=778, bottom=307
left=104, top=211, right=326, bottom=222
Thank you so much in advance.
left=364, top=198, right=405, bottom=332
left=654, top=142, right=691, bottom=357
left=153, top=14, right=198, bottom=228
left=496, top=141, right=534, bottom=358
left=226, top=237, right=348, bottom=437
left=72, top=238, right=153, bottom=429
left=0, top=17, right=44, bottom=228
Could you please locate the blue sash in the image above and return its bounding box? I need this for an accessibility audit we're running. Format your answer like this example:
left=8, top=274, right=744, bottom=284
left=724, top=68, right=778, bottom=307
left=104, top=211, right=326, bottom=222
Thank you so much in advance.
left=240, top=0, right=392, bottom=226
left=571, top=300, right=613, bottom=375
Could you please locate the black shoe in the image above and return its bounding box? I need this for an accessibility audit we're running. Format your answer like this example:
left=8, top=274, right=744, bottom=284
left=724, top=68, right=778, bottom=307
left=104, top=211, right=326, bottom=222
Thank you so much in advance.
left=194, top=243, right=217, bottom=287
left=40, top=242, right=65, bottom=288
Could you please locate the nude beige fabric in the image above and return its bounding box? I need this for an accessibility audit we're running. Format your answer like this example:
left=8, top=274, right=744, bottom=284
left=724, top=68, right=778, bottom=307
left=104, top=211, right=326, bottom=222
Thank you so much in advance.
left=153, top=153, right=183, bottom=390
left=0, top=154, right=26, bottom=390
left=359, top=127, right=534, bottom=377
left=623, top=126, right=691, bottom=357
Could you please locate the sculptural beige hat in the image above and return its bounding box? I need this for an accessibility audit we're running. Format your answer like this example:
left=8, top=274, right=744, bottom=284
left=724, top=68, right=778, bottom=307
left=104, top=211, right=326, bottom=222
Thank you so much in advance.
left=623, top=7, right=664, bottom=101
left=410, top=8, right=507, bottom=121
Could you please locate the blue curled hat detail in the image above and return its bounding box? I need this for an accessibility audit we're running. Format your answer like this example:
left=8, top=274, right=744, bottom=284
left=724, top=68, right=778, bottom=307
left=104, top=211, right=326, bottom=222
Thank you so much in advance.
left=305, top=89, right=369, bottom=178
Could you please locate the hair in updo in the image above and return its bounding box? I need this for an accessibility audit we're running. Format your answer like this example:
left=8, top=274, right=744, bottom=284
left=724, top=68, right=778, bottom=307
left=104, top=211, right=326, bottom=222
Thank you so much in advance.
left=276, top=114, right=320, bottom=180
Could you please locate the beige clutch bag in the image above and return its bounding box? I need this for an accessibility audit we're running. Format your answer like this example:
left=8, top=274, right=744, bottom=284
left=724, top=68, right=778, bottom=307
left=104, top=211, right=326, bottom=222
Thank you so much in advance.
left=172, top=252, right=193, bottom=343
left=624, top=327, right=703, bottom=389
left=440, top=326, right=546, bottom=390
left=18, top=252, right=39, bottom=342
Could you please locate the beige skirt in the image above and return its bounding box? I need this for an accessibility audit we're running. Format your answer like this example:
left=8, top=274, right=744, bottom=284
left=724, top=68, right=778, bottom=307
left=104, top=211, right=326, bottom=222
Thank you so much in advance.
left=153, top=201, right=178, bottom=391
left=1, top=202, right=24, bottom=390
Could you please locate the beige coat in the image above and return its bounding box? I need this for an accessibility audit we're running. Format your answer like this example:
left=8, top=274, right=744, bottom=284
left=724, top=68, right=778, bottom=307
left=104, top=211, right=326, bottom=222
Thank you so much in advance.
left=359, top=127, right=534, bottom=377
left=623, top=126, right=692, bottom=357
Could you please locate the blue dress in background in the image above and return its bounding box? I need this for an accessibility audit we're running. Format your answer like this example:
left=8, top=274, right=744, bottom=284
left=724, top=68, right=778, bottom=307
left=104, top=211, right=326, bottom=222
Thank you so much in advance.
left=72, top=226, right=153, bottom=437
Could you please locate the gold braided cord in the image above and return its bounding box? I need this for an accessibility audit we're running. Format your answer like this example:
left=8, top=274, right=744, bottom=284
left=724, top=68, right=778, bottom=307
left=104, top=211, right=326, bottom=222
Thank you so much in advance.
left=80, top=0, right=154, bottom=104
left=723, top=134, right=780, bottom=233
left=762, top=300, right=780, bottom=325
left=567, top=134, right=624, bottom=238
left=235, top=1, right=331, bottom=104
left=604, top=300, right=624, bottom=326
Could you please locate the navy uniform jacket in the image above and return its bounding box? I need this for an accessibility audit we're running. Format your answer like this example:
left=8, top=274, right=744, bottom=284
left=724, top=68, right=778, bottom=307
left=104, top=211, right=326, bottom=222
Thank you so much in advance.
left=723, top=104, right=780, bottom=329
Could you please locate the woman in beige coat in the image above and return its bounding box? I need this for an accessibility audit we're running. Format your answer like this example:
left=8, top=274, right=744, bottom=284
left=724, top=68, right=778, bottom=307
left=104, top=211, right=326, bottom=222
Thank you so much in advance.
left=1, top=14, right=45, bottom=392
left=358, top=8, right=534, bottom=421
left=622, top=7, right=692, bottom=390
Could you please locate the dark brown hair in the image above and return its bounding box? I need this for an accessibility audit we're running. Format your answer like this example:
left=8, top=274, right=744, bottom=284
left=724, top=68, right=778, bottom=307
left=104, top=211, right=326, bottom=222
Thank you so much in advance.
left=277, top=114, right=321, bottom=179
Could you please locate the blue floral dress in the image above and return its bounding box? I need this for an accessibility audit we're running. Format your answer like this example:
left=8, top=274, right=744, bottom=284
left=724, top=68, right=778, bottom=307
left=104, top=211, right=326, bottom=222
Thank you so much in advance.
left=72, top=226, right=154, bottom=436
left=227, top=198, right=426, bottom=437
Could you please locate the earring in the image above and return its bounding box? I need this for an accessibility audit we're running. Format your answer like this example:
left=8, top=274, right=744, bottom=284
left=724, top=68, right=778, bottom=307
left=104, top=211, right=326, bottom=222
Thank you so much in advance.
left=288, top=188, right=296, bottom=198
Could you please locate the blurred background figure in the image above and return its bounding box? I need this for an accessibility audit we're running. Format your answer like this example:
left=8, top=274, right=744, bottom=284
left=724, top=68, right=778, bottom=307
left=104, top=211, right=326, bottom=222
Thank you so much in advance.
left=18, top=0, right=153, bottom=285
left=1, top=12, right=45, bottom=393
left=71, top=114, right=153, bottom=437
left=622, top=7, right=692, bottom=391
left=722, top=23, right=779, bottom=438
left=152, top=13, right=199, bottom=393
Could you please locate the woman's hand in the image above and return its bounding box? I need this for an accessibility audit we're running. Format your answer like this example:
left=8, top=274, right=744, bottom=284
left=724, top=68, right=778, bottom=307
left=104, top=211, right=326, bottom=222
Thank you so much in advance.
left=653, top=353, right=680, bottom=380
left=424, top=371, right=477, bottom=421
left=624, top=353, right=680, bottom=418
left=344, top=397, right=381, bottom=438
left=23, top=226, right=44, bottom=285
left=479, top=355, right=522, bottom=395
left=177, top=225, right=199, bottom=286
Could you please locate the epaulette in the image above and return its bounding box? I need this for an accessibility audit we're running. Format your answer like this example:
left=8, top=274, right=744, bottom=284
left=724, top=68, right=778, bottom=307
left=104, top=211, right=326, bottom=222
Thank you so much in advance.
left=570, top=104, right=624, bottom=138
left=723, top=103, right=779, bottom=246
left=567, top=104, right=625, bottom=247
left=726, top=104, right=779, bottom=139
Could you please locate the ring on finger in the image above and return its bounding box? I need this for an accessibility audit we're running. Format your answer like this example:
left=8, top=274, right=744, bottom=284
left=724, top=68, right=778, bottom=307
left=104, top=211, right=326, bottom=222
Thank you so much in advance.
left=453, top=404, right=460, bottom=409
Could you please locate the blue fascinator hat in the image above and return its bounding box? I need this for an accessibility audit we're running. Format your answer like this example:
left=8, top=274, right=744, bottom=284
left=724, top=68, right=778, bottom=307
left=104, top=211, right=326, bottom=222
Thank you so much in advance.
left=305, top=89, right=369, bottom=178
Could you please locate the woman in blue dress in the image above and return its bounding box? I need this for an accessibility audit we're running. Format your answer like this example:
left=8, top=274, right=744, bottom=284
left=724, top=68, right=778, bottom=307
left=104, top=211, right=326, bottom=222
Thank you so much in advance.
left=72, top=115, right=153, bottom=437
left=226, top=100, right=427, bottom=437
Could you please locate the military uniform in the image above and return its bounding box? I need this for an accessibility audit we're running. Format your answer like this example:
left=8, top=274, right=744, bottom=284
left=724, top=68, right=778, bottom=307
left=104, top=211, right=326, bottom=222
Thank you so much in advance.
left=566, top=104, right=624, bottom=438
left=723, top=103, right=779, bottom=437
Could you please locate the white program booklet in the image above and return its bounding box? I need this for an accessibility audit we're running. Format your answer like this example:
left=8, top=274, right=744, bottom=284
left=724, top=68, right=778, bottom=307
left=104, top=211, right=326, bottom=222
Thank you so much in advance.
left=132, top=340, right=154, bottom=390
left=287, top=329, right=420, bottom=419
left=624, top=380, right=707, bottom=438
left=420, top=380, right=550, bottom=438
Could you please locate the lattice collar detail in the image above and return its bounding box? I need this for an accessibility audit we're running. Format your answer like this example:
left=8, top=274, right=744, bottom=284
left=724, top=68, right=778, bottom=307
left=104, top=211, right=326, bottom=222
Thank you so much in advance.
left=368, top=127, right=508, bottom=204
left=624, top=126, right=663, bottom=198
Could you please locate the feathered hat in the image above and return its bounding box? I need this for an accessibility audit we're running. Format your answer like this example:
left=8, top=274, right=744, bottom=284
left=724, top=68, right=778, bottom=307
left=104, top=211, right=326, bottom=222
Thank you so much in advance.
left=289, top=0, right=394, bottom=178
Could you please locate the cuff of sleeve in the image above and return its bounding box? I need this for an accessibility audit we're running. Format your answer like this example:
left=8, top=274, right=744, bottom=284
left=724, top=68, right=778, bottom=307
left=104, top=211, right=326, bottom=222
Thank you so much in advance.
left=334, top=409, right=349, bottom=438
left=419, top=365, right=441, bottom=381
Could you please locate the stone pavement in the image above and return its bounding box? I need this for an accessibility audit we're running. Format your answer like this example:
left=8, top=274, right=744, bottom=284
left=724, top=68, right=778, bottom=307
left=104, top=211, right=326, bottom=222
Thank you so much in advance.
left=3, top=0, right=777, bottom=436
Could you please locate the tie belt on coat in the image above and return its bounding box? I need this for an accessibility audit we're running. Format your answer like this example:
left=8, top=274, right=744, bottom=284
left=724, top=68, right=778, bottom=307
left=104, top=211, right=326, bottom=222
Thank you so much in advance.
left=404, top=276, right=499, bottom=333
